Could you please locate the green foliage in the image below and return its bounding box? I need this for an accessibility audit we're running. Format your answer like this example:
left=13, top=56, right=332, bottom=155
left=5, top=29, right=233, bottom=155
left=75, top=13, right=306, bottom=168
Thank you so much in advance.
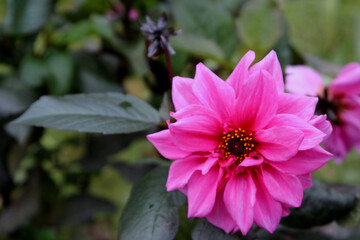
left=282, top=179, right=358, bottom=229
left=191, top=219, right=242, bottom=240
left=3, top=0, right=54, bottom=35
left=170, top=0, right=237, bottom=58
left=12, top=93, right=160, bottom=134
left=1, top=0, right=360, bottom=239
left=236, top=0, right=284, bottom=52
left=118, top=167, right=185, bottom=240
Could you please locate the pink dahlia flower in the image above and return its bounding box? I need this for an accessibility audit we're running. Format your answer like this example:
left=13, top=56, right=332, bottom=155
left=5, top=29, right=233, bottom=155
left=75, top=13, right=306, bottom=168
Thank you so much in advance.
left=286, top=63, right=360, bottom=162
left=147, top=50, right=333, bottom=235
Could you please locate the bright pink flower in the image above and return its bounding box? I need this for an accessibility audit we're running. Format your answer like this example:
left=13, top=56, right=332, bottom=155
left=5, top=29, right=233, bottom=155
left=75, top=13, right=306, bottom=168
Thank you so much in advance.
left=147, top=51, right=332, bottom=235
left=286, top=63, right=360, bottom=162
left=128, top=9, right=139, bottom=21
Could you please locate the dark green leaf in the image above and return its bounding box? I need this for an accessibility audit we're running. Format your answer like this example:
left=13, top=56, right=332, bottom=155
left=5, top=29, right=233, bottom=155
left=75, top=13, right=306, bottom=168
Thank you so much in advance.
left=281, top=179, right=358, bottom=229
left=12, top=93, right=160, bottom=134
left=191, top=218, right=242, bottom=240
left=174, top=206, right=192, bottom=240
left=0, top=78, right=36, bottom=117
left=3, top=0, right=54, bottom=35
left=118, top=167, right=183, bottom=240
left=5, top=123, right=31, bottom=144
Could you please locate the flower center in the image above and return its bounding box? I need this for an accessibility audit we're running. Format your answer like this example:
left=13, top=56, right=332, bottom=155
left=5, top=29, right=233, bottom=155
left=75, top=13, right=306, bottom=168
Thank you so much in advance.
left=217, top=128, right=255, bottom=163
left=316, top=88, right=343, bottom=125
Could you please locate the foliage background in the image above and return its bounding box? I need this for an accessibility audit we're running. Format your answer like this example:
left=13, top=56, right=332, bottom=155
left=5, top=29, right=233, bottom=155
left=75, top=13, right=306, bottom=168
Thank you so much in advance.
left=0, top=0, right=360, bottom=239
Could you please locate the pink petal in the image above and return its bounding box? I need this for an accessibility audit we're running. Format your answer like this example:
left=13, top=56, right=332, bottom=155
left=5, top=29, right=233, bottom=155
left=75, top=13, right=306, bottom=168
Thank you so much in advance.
left=166, top=155, right=211, bottom=191
left=187, top=166, right=222, bottom=217
left=253, top=172, right=282, bottom=233
left=224, top=171, right=256, bottom=235
left=270, top=146, right=332, bottom=175
left=172, top=76, right=199, bottom=111
left=309, top=114, right=332, bottom=138
left=285, top=65, right=323, bottom=96
left=226, top=50, right=255, bottom=96
left=168, top=107, right=223, bottom=152
left=170, top=104, right=221, bottom=121
left=239, top=155, right=264, bottom=167
left=341, top=109, right=360, bottom=144
left=297, top=173, right=312, bottom=189
left=192, top=63, right=235, bottom=121
left=232, top=70, right=278, bottom=131
left=323, top=126, right=349, bottom=162
left=147, top=129, right=190, bottom=159
left=277, top=93, right=318, bottom=121
left=282, top=207, right=291, bottom=217
left=262, top=164, right=303, bottom=207
left=266, top=114, right=326, bottom=150
left=329, top=63, right=360, bottom=95
left=206, top=188, right=237, bottom=233
left=250, top=50, right=284, bottom=93
left=255, top=126, right=304, bottom=161
left=201, top=155, right=219, bottom=175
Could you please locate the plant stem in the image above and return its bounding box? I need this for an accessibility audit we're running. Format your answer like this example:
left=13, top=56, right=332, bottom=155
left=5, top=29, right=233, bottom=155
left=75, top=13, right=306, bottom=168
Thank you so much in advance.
left=164, top=47, right=173, bottom=89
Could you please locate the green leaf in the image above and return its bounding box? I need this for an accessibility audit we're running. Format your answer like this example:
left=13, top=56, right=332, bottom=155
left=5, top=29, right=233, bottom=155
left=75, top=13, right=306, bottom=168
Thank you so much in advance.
left=236, top=0, right=284, bottom=52
left=170, top=0, right=237, bottom=57
left=12, top=93, right=161, bottom=134
left=191, top=218, right=242, bottom=240
left=46, top=51, right=74, bottom=95
left=20, top=55, right=48, bottom=87
left=118, top=167, right=185, bottom=240
left=0, top=78, right=36, bottom=117
left=3, top=0, right=54, bottom=35
left=281, top=179, right=358, bottom=229
left=170, top=34, right=231, bottom=69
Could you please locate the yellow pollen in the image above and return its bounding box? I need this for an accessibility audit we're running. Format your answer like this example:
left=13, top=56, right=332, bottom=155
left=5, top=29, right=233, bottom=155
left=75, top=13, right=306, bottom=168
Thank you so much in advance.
left=217, top=127, right=255, bottom=164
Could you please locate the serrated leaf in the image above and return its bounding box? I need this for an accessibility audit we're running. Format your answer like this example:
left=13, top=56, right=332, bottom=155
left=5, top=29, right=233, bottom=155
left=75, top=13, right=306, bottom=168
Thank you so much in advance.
left=118, top=167, right=184, bottom=240
left=191, top=218, right=241, bottom=240
left=12, top=93, right=160, bottom=134
left=281, top=179, right=358, bottom=229
left=3, top=0, right=54, bottom=35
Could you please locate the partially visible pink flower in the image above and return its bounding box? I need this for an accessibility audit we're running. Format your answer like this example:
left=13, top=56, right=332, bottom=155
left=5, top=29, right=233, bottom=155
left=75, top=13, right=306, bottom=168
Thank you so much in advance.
left=128, top=9, right=139, bottom=21
left=147, top=50, right=332, bottom=235
left=106, top=2, right=138, bottom=21
left=286, top=63, right=360, bottom=162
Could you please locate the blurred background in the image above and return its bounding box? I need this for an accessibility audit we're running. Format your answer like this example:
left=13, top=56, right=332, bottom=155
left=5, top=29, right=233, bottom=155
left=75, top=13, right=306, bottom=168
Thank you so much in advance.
left=0, top=0, right=360, bottom=239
